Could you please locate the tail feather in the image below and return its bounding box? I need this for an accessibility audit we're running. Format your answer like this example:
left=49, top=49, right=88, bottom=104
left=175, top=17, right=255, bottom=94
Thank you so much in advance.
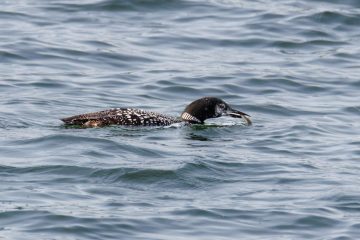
left=61, top=115, right=89, bottom=125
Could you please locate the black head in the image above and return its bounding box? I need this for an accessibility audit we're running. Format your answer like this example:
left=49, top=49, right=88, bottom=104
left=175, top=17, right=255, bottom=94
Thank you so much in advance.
left=181, top=97, right=251, bottom=124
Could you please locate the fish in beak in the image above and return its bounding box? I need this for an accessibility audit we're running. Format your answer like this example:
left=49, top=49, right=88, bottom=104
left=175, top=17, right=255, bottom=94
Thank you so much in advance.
left=225, top=108, right=252, bottom=125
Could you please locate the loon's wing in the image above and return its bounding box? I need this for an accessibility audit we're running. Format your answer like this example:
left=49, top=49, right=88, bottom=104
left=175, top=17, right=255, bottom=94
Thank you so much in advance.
left=61, top=108, right=179, bottom=127
left=61, top=109, right=124, bottom=126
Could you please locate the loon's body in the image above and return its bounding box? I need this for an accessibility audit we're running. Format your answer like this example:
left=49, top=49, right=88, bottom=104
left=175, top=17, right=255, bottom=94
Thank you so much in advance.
left=61, top=97, right=251, bottom=127
left=61, top=108, right=181, bottom=127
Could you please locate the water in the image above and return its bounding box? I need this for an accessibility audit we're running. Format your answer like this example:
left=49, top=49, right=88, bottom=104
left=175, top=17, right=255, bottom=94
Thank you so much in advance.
left=1, top=0, right=360, bottom=239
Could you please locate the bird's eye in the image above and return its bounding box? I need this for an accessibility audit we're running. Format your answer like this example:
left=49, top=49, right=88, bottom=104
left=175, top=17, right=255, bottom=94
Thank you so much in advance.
left=219, top=104, right=225, bottom=109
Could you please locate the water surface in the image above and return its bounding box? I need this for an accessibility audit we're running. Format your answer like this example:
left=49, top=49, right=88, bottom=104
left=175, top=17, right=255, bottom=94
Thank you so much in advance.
left=1, top=0, right=360, bottom=239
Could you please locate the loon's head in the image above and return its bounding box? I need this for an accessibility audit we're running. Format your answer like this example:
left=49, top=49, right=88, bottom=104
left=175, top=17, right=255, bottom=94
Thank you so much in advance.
left=181, top=97, right=251, bottom=125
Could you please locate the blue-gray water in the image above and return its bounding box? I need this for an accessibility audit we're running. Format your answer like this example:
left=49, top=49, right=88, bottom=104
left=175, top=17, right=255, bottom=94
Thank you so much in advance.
left=1, top=0, right=360, bottom=239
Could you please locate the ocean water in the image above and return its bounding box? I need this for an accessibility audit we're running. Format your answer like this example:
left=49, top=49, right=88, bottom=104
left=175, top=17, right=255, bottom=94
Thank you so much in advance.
left=1, top=0, right=360, bottom=239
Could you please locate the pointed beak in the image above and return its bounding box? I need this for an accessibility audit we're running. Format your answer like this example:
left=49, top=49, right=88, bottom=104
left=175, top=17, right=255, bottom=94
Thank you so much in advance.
left=225, top=108, right=252, bottom=125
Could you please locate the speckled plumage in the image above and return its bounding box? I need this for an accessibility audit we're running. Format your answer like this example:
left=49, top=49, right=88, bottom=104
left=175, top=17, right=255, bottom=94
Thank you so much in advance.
left=61, top=108, right=181, bottom=127
left=61, top=97, right=251, bottom=127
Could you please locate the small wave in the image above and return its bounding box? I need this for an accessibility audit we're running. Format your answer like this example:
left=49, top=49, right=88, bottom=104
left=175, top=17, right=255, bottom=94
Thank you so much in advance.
left=271, top=39, right=345, bottom=50
left=305, top=11, right=360, bottom=26
left=42, top=0, right=196, bottom=13
left=0, top=50, right=27, bottom=62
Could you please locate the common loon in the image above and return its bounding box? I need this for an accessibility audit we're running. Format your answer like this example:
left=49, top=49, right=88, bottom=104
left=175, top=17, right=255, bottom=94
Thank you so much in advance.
left=61, top=97, right=251, bottom=127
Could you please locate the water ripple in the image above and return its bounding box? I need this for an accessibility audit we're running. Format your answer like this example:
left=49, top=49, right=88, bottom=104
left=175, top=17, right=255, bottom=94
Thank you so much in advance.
left=1, top=0, right=360, bottom=239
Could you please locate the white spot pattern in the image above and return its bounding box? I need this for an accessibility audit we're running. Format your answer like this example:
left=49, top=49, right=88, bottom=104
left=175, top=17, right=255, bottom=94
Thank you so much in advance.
left=62, top=108, right=181, bottom=127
